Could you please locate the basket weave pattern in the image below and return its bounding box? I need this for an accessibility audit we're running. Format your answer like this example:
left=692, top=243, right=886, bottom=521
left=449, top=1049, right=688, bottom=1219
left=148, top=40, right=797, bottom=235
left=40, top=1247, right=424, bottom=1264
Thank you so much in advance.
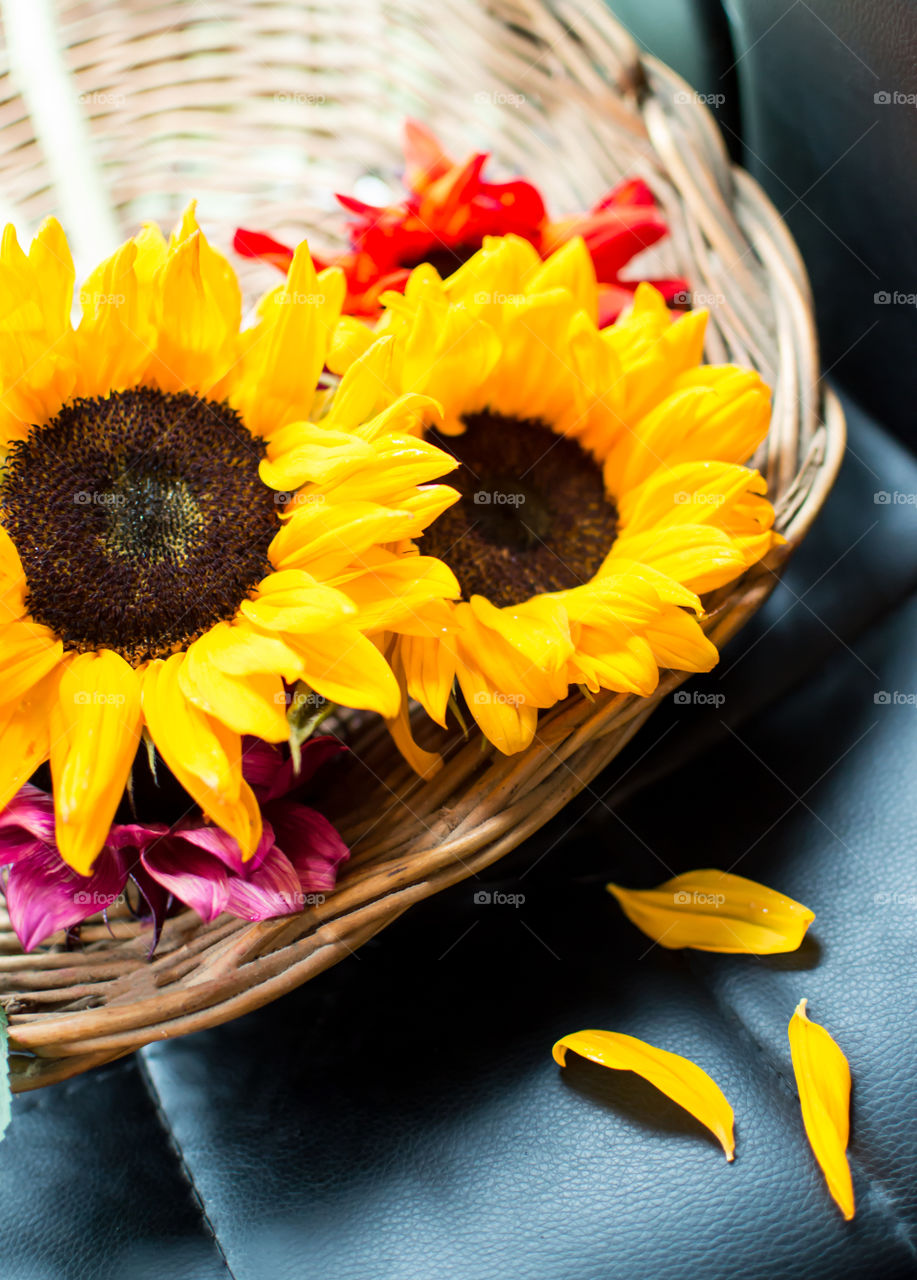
left=0, top=0, right=844, bottom=1089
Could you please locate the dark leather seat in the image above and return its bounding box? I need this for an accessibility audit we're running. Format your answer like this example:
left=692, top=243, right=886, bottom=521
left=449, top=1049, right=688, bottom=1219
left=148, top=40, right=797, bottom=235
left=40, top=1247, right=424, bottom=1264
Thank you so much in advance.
left=2, top=4, right=915, bottom=1277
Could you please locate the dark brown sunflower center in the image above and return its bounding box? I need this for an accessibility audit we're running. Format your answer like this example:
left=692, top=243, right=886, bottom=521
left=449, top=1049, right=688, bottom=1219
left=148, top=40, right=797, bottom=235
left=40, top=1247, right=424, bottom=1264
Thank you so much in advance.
left=423, top=413, right=617, bottom=609
left=1, top=388, right=278, bottom=664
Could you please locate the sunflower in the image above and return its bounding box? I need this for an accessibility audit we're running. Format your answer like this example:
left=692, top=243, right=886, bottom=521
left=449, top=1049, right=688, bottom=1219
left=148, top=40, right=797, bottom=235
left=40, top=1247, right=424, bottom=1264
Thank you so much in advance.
left=234, top=120, right=686, bottom=325
left=0, top=207, right=460, bottom=874
left=326, top=234, right=781, bottom=756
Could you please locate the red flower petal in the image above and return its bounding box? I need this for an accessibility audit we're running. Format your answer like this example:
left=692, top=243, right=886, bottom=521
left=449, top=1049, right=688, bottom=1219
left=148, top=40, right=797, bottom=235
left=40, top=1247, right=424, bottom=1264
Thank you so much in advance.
left=594, top=177, right=657, bottom=209
left=233, top=128, right=683, bottom=326
left=233, top=228, right=295, bottom=270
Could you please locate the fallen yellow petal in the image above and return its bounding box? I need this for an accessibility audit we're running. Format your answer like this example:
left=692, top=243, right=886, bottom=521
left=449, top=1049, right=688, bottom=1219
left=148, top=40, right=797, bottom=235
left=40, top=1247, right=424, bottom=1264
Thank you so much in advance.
left=607, top=869, right=814, bottom=954
left=553, top=1029, right=735, bottom=1160
left=788, top=999, right=855, bottom=1220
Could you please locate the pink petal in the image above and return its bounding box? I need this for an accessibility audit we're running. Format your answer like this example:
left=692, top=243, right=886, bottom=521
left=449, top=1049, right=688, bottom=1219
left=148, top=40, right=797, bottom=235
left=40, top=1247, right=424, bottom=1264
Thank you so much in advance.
left=126, top=867, right=174, bottom=954
left=4, top=844, right=128, bottom=951
left=239, top=738, right=286, bottom=801
left=266, top=801, right=350, bottom=893
left=241, top=735, right=345, bottom=803
left=108, top=821, right=171, bottom=852
left=0, top=784, right=57, bottom=850
left=0, top=834, right=48, bottom=867
left=141, top=840, right=231, bottom=924
left=169, top=820, right=275, bottom=875
left=224, top=845, right=305, bottom=921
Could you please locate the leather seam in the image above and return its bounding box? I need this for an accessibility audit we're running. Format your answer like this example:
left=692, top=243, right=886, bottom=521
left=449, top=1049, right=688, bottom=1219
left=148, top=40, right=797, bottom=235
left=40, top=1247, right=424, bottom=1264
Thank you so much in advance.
left=134, top=1050, right=238, bottom=1278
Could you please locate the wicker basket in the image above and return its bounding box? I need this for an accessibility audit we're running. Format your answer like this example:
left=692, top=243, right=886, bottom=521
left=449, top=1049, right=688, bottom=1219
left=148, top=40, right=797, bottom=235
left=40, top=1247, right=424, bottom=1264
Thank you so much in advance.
left=0, top=0, right=844, bottom=1091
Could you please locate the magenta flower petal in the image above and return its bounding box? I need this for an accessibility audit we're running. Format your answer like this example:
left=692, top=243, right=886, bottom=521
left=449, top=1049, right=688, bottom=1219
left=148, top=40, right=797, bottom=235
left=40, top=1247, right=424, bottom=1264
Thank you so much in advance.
left=266, top=801, right=350, bottom=893
left=0, top=783, right=57, bottom=854
left=241, top=734, right=344, bottom=803
left=143, top=830, right=306, bottom=924
left=107, top=822, right=171, bottom=853
left=224, top=845, right=306, bottom=921
left=4, top=844, right=128, bottom=952
left=170, top=819, right=275, bottom=875
left=240, top=738, right=285, bottom=801
left=141, top=840, right=231, bottom=924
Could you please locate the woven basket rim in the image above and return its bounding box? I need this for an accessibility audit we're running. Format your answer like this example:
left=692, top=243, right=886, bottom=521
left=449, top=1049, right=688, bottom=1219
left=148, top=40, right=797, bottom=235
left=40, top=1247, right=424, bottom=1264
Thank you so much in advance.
left=0, top=0, right=845, bottom=1091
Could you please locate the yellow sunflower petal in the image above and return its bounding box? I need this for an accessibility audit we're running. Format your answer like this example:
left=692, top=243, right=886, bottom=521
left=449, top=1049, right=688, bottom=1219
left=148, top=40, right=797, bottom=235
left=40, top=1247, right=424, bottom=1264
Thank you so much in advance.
left=467, top=594, right=574, bottom=674
left=0, top=529, right=27, bottom=623
left=259, top=422, right=376, bottom=491
left=616, top=460, right=773, bottom=534
left=334, top=434, right=458, bottom=501
left=324, top=334, right=399, bottom=428
left=573, top=563, right=702, bottom=617
left=566, top=624, right=659, bottom=697
left=400, top=296, right=500, bottom=427
left=290, top=626, right=400, bottom=718
left=342, top=553, right=460, bottom=634
left=0, top=619, right=65, bottom=710
left=610, top=295, right=708, bottom=424
left=527, top=236, right=598, bottom=322
left=475, top=292, right=580, bottom=428
left=606, top=870, right=815, bottom=953
left=149, top=227, right=240, bottom=394
left=454, top=647, right=538, bottom=755
left=446, top=233, right=542, bottom=305
left=168, top=201, right=241, bottom=326
left=26, top=218, right=75, bottom=335
left=603, top=387, right=712, bottom=496
left=358, top=391, right=443, bottom=442
left=327, top=315, right=376, bottom=375
left=268, top=500, right=424, bottom=577
left=0, top=668, right=62, bottom=810
left=142, top=656, right=262, bottom=857
left=391, top=482, right=462, bottom=532
left=0, top=220, right=78, bottom=441
left=643, top=606, right=719, bottom=673
left=76, top=238, right=159, bottom=394
left=456, top=604, right=568, bottom=711
left=236, top=242, right=345, bottom=434
left=179, top=625, right=290, bottom=743
left=399, top=631, right=457, bottom=729
left=603, top=372, right=771, bottom=495
left=386, top=698, right=443, bottom=780
left=200, top=618, right=303, bottom=683
left=788, top=1000, right=855, bottom=1220
left=671, top=365, right=772, bottom=463
left=606, top=525, right=749, bottom=595
left=553, top=1029, right=735, bottom=1160
left=239, top=569, right=355, bottom=634
left=384, top=642, right=444, bottom=779
left=49, top=651, right=143, bottom=874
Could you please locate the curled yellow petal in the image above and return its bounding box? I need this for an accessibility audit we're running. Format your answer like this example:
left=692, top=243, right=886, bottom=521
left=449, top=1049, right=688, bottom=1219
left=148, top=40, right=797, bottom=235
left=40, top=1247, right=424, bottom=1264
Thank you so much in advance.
left=788, top=999, right=855, bottom=1220
left=553, top=1029, right=735, bottom=1160
left=607, top=870, right=814, bottom=954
